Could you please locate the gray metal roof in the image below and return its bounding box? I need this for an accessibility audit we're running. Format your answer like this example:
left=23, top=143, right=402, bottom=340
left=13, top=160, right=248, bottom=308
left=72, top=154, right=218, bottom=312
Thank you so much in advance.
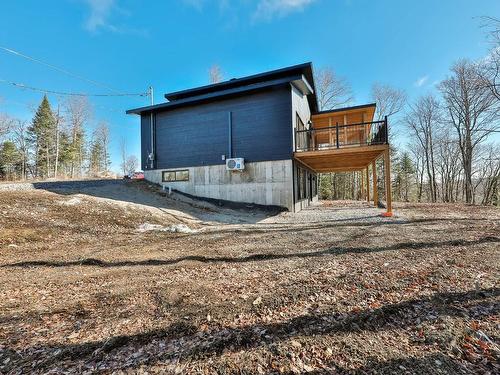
left=127, top=62, right=318, bottom=115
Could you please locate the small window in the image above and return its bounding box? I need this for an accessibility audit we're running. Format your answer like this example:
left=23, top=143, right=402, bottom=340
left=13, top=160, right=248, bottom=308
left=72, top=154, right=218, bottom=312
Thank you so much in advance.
left=162, top=170, right=189, bottom=182
left=175, top=170, right=189, bottom=181
left=162, top=171, right=176, bottom=182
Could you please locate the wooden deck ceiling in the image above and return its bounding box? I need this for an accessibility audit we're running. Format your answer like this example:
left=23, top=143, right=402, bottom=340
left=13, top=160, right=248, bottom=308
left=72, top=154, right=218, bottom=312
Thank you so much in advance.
left=294, top=144, right=388, bottom=173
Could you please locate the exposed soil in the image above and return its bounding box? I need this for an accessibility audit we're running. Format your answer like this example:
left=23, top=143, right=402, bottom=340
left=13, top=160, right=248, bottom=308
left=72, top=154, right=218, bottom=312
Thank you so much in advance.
left=0, top=180, right=499, bottom=374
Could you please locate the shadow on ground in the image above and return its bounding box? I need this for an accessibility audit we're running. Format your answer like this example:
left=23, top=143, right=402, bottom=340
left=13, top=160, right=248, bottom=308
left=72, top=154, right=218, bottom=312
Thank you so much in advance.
left=25, top=179, right=277, bottom=224
left=3, top=236, right=499, bottom=269
left=2, top=288, right=497, bottom=373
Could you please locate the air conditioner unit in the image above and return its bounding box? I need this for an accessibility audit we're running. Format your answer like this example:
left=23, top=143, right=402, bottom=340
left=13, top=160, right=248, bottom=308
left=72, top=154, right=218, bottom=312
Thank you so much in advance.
left=226, top=157, right=245, bottom=171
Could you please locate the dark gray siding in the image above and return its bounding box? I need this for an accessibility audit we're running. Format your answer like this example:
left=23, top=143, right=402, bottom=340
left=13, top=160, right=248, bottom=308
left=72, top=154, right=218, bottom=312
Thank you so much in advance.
left=149, top=86, right=292, bottom=170
left=140, top=114, right=152, bottom=170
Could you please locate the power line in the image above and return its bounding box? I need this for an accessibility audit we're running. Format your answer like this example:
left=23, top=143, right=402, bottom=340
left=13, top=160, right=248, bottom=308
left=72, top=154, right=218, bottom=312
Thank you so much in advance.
left=0, top=45, right=125, bottom=94
left=0, top=78, right=148, bottom=97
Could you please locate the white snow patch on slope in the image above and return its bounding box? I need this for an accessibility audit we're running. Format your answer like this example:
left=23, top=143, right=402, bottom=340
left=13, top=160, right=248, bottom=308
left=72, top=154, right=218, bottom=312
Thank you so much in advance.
left=59, top=197, right=82, bottom=206
left=137, top=223, right=197, bottom=234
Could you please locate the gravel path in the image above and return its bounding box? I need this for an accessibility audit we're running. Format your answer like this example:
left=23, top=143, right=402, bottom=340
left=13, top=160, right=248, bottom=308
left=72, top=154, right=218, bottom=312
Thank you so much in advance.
left=263, top=200, right=407, bottom=225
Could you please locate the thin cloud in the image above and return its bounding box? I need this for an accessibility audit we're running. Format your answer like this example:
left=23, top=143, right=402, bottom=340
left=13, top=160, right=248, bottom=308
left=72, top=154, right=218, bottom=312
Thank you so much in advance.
left=82, top=0, right=148, bottom=36
left=182, top=0, right=205, bottom=11
left=253, top=0, right=316, bottom=21
left=83, top=0, right=116, bottom=32
left=414, top=75, right=429, bottom=87
left=183, top=0, right=316, bottom=22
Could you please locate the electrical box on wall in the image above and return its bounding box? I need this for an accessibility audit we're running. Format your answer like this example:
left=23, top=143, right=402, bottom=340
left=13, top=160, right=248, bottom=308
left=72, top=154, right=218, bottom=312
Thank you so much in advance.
left=226, top=158, right=244, bottom=171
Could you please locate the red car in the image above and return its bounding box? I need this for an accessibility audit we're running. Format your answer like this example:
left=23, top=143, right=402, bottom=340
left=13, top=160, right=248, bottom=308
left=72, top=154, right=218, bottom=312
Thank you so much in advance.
left=124, top=172, right=144, bottom=180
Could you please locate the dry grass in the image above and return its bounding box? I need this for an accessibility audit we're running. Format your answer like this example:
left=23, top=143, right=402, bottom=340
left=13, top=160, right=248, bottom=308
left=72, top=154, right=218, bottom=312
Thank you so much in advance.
left=0, top=185, right=499, bottom=374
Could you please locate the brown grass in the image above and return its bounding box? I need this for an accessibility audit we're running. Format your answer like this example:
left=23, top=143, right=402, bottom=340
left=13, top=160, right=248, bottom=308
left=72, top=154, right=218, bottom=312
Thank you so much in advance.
left=0, top=189, right=499, bottom=374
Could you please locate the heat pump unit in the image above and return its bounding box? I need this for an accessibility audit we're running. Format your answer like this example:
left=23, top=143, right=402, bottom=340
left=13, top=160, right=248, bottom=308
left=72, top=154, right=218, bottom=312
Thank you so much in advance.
left=226, top=158, right=245, bottom=171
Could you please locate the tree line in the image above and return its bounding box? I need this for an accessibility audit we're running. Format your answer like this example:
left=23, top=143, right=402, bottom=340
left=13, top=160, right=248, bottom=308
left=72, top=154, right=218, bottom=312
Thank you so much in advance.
left=318, top=18, right=500, bottom=206
left=0, top=95, right=139, bottom=181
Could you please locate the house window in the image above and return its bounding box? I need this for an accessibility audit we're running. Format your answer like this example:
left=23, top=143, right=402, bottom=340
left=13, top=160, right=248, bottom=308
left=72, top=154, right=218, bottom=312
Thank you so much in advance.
left=175, top=170, right=189, bottom=181
left=162, top=170, right=189, bottom=182
left=296, top=113, right=309, bottom=151
left=296, top=114, right=305, bottom=131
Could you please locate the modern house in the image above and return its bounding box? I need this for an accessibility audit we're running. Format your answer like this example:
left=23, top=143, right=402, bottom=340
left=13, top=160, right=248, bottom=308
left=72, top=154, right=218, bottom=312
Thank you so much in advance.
left=127, top=63, right=392, bottom=214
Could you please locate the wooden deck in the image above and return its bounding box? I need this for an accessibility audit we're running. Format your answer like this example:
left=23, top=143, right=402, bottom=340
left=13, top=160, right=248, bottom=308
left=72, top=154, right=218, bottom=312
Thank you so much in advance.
left=294, top=104, right=393, bottom=215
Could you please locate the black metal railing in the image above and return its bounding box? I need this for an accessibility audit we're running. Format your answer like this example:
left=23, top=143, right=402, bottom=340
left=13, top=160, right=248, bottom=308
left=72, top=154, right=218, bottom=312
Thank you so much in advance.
left=295, top=116, right=388, bottom=152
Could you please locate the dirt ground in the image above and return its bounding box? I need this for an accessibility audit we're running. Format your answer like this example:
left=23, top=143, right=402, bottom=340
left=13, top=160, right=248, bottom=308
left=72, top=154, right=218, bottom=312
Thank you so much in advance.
left=0, top=180, right=499, bottom=374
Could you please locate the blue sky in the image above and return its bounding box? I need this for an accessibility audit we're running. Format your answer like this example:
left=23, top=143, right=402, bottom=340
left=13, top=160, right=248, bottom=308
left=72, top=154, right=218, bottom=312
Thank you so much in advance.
left=1, top=0, right=498, bottom=172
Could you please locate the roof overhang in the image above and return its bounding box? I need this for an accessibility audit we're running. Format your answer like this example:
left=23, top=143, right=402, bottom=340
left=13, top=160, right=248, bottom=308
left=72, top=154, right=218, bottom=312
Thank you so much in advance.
left=127, top=74, right=315, bottom=115
left=291, top=74, right=314, bottom=96
left=164, top=62, right=315, bottom=101
left=312, top=103, right=377, bottom=122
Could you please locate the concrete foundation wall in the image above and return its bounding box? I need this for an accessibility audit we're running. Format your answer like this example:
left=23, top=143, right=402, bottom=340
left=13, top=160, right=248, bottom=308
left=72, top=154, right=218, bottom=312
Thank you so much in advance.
left=144, top=159, right=294, bottom=211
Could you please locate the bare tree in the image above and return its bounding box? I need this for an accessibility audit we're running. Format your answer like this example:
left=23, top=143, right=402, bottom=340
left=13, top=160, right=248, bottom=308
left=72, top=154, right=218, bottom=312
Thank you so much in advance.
left=371, top=83, right=407, bottom=121
left=369, top=84, right=406, bottom=206
left=475, top=144, right=499, bottom=205
left=439, top=60, right=500, bottom=203
left=64, top=97, right=91, bottom=178
left=0, top=113, right=14, bottom=140
left=12, top=120, right=29, bottom=180
left=314, top=67, right=353, bottom=110
left=95, top=122, right=110, bottom=174
left=119, top=137, right=127, bottom=177
left=405, top=95, right=441, bottom=202
left=208, top=64, right=224, bottom=84
left=408, top=142, right=425, bottom=202
left=476, top=17, right=500, bottom=101
left=124, top=155, right=139, bottom=175
left=481, top=16, right=500, bottom=44
left=479, top=26, right=500, bottom=101
left=435, top=129, right=462, bottom=202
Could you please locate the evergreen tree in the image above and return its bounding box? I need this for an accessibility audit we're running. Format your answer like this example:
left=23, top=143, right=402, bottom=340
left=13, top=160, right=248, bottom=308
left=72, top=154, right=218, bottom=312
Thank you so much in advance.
left=28, top=95, right=57, bottom=178
left=0, top=141, right=21, bottom=180
left=57, top=131, right=73, bottom=176
left=393, top=151, right=415, bottom=201
left=88, top=135, right=105, bottom=176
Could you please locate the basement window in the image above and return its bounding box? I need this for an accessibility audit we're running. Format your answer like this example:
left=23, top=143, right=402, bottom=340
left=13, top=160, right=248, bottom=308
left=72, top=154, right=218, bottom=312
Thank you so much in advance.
left=162, top=170, right=189, bottom=182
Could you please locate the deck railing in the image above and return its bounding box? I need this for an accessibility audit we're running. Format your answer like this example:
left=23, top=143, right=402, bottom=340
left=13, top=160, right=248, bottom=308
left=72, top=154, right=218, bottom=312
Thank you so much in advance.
left=295, top=116, right=388, bottom=152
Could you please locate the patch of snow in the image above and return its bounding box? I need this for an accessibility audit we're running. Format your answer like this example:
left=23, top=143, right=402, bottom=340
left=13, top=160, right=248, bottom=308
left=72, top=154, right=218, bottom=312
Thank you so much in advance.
left=137, top=222, right=197, bottom=234
left=59, top=197, right=82, bottom=206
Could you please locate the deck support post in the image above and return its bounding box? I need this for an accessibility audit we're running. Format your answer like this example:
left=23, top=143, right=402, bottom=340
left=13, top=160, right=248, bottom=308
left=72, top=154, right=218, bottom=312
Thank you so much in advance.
left=384, top=148, right=392, bottom=216
left=366, top=167, right=370, bottom=202
left=360, top=170, right=364, bottom=200
left=372, top=160, right=378, bottom=206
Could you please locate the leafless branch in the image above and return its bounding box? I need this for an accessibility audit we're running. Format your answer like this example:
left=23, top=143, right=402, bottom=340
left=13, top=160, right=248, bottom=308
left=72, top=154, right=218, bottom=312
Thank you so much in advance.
left=314, top=67, right=353, bottom=111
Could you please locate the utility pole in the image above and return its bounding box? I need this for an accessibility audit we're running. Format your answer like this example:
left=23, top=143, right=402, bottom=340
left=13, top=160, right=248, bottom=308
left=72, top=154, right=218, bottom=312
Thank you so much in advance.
left=148, top=86, right=154, bottom=106
left=148, top=86, right=154, bottom=169
left=54, top=104, right=60, bottom=179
